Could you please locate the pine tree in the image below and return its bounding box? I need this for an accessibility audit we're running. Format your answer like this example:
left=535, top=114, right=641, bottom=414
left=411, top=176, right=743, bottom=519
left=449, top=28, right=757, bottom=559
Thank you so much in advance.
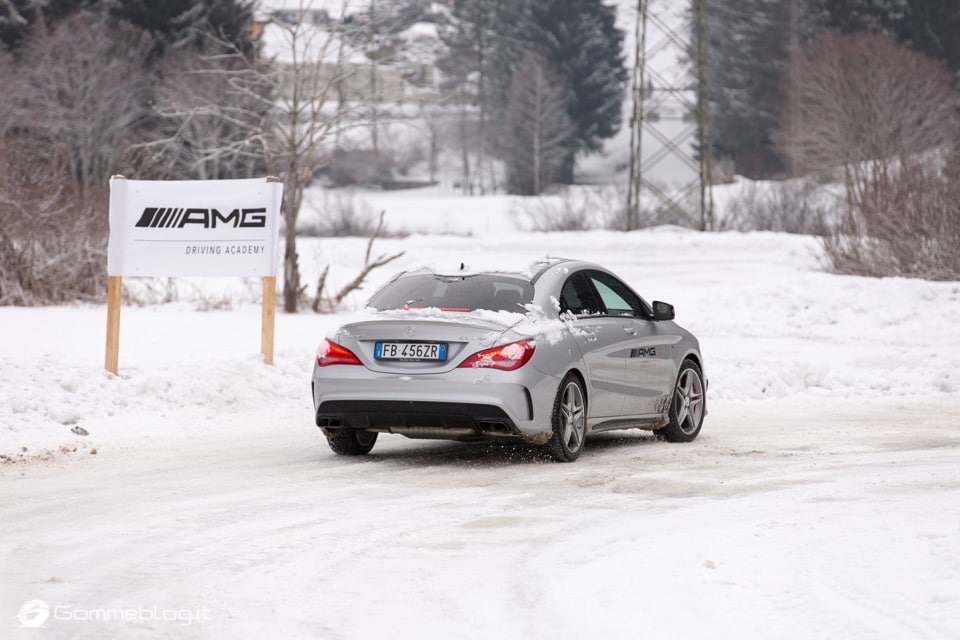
left=0, top=0, right=49, bottom=50
left=524, top=0, right=626, bottom=182
left=440, top=0, right=625, bottom=189
left=807, top=0, right=960, bottom=72
left=108, top=0, right=257, bottom=57
left=707, top=0, right=960, bottom=178
left=0, top=0, right=101, bottom=42
left=805, top=0, right=907, bottom=35
left=707, top=0, right=791, bottom=178
left=899, top=0, right=960, bottom=71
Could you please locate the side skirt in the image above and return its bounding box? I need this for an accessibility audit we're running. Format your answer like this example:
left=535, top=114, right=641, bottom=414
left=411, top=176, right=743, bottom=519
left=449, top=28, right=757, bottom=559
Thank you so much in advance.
left=587, top=414, right=669, bottom=434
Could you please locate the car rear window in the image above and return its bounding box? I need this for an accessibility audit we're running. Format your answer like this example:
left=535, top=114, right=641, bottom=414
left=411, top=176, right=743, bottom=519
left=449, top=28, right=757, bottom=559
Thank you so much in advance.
left=368, top=274, right=534, bottom=312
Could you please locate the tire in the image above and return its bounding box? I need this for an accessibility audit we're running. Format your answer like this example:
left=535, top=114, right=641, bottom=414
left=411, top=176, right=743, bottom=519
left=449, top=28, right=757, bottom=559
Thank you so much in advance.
left=655, top=360, right=705, bottom=443
left=326, top=429, right=378, bottom=456
left=545, top=374, right=587, bottom=462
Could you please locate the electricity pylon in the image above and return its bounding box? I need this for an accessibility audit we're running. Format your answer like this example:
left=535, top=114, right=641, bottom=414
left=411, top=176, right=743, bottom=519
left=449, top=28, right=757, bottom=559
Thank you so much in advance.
left=626, top=0, right=713, bottom=231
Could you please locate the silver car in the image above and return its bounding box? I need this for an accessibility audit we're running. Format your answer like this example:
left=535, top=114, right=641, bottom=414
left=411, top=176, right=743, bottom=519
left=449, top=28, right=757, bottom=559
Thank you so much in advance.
left=311, top=258, right=706, bottom=462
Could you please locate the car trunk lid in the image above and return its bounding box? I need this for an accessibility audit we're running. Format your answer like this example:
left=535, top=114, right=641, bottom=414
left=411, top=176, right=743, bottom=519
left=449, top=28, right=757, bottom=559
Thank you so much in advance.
left=337, top=313, right=523, bottom=374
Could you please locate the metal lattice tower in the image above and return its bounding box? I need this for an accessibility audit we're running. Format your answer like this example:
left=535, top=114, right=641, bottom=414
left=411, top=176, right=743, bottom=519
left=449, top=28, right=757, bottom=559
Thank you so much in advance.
left=626, top=0, right=713, bottom=231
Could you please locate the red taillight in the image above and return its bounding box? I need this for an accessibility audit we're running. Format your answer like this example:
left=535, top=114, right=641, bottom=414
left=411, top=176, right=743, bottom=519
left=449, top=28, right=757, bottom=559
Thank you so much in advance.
left=316, top=339, right=362, bottom=367
left=458, top=339, right=536, bottom=371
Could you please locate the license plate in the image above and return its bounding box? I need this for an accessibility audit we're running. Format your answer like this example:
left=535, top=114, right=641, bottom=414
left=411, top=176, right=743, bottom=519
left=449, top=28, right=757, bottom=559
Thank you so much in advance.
left=374, top=341, right=448, bottom=362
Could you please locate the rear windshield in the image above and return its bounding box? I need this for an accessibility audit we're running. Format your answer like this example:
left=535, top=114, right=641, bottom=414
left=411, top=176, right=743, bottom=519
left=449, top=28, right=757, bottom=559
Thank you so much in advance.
left=368, top=274, right=534, bottom=312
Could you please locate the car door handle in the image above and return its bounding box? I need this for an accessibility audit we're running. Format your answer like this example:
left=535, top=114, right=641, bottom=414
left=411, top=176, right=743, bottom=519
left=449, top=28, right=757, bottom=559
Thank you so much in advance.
left=623, top=327, right=637, bottom=335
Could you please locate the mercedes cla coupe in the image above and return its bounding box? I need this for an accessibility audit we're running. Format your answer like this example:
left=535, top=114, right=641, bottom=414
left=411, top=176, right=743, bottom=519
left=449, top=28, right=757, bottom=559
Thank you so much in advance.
left=311, top=258, right=706, bottom=462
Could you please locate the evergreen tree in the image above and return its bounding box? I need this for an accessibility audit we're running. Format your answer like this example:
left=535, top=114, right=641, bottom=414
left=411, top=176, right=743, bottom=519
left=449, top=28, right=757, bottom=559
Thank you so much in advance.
left=707, top=0, right=791, bottom=178
left=899, top=0, right=960, bottom=71
left=108, top=0, right=257, bottom=57
left=706, top=0, right=958, bottom=178
left=524, top=0, right=626, bottom=182
left=805, top=0, right=907, bottom=35
left=440, top=0, right=625, bottom=189
left=439, top=0, right=533, bottom=98
left=3, top=0, right=256, bottom=55
left=0, top=0, right=41, bottom=51
left=0, top=0, right=93, bottom=50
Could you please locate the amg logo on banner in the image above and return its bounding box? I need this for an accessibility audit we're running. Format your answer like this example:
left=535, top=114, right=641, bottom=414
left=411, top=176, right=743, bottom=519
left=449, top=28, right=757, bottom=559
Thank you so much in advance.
left=135, top=207, right=267, bottom=229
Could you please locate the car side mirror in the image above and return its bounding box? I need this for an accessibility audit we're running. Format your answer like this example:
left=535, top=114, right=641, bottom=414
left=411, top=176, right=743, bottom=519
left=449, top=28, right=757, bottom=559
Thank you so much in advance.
left=652, top=301, right=675, bottom=321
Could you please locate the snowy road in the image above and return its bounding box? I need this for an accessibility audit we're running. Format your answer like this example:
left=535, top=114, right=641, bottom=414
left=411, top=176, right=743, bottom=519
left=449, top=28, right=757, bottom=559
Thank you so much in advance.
left=3, top=397, right=959, bottom=639
left=3, top=228, right=959, bottom=638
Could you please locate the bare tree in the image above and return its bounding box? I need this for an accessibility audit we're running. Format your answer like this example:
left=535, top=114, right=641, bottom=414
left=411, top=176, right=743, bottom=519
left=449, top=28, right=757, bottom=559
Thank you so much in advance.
left=504, top=51, right=574, bottom=195
left=777, top=32, right=955, bottom=209
left=8, top=11, right=153, bottom=201
left=140, top=47, right=270, bottom=181
left=0, top=139, right=108, bottom=305
left=312, top=211, right=404, bottom=312
left=149, top=1, right=358, bottom=312
left=267, top=3, right=359, bottom=312
left=0, top=11, right=151, bottom=304
left=717, top=178, right=826, bottom=235
left=822, top=153, right=960, bottom=280
left=778, top=32, right=960, bottom=280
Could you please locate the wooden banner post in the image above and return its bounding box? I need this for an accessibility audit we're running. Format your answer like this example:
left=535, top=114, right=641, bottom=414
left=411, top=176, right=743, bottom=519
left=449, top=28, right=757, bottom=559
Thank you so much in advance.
left=261, top=276, right=277, bottom=365
left=105, top=275, right=122, bottom=375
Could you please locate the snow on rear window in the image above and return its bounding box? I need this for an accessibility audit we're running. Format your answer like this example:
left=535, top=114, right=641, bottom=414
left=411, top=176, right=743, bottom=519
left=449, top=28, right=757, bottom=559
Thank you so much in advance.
left=368, top=274, right=534, bottom=313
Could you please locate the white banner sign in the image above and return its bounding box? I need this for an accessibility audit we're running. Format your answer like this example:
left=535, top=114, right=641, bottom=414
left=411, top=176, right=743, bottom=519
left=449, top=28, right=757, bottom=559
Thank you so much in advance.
left=107, top=177, right=284, bottom=277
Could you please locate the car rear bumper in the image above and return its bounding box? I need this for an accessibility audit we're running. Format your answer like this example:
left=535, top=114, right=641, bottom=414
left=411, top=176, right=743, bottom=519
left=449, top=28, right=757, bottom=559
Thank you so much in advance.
left=316, top=399, right=524, bottom=440
left=311, top=366, right=558, bottom=443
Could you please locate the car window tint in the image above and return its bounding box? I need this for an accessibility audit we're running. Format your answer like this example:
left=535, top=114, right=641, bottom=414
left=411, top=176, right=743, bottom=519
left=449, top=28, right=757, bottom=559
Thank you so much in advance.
left=559, top=273, right=600, bottom=316
left=368, top=274, right=533, bottom=312
left=587, top=271, right=646, bottom=318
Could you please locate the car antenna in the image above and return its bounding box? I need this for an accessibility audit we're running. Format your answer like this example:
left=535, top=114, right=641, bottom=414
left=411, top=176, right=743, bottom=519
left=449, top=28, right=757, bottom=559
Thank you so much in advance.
left=460, top=262, right=465, bottom=271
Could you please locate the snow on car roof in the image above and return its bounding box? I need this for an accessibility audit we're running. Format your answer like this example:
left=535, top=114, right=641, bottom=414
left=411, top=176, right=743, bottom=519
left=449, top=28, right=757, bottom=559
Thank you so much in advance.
left=401, top=256, right=573, bottom=280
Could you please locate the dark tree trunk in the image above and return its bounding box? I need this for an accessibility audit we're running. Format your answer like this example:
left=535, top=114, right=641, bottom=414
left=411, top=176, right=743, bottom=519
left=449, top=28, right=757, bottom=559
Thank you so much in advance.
left=283, top=226, right=300, bottom=313
left=558, top=153, right=575, bottom=184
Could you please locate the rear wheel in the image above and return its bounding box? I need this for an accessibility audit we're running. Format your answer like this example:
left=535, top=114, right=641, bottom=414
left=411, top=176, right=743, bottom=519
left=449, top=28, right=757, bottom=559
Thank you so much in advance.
left=545, top=374, right=587, bottom=462
left=655, top=360, right=705, bottom=443
left=326, top=430, right=378, bottom=456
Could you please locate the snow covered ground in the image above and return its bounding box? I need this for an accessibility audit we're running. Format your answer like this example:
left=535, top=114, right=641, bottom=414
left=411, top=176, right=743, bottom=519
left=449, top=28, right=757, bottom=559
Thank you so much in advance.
left=2, top=199, right=960, bottom=638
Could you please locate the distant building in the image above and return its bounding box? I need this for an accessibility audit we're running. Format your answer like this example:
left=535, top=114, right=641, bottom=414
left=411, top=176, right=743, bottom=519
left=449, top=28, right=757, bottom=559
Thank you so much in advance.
left=254, top=2, right=440, bottom=104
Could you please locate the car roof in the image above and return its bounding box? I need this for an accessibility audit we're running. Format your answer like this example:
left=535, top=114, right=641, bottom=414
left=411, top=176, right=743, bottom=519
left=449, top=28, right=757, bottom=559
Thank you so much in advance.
left=396, top=257, right=582, bottom=281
